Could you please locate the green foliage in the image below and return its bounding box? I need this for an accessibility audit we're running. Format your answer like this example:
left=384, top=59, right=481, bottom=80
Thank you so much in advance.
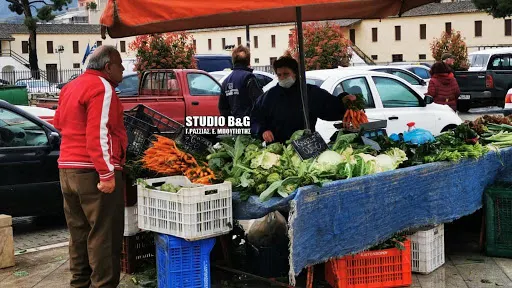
left=472, top=0, right=512, bottom=18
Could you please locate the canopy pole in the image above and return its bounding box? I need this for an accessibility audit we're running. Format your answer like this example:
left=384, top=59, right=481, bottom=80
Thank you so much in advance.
left=295, top=7, right=311, bottom=134
left=246, top=25, right=250, bottom=48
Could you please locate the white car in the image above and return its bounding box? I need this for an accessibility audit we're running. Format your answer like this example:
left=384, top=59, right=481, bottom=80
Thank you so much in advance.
left=468, top=48, right=512, bottom=72
left=209, top=70, right=276, bottom=88
left=15, top=105, right=56, bottom=124
left=263, top=69, right=462, bottom=143
left=337, top=65, right=429, bottom=95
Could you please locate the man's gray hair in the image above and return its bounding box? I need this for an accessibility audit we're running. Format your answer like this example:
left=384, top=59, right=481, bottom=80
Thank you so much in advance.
left=87, top=45, right=119, bottom=70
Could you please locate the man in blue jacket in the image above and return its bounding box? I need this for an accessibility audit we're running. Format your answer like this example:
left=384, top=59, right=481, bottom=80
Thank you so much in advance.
left=251, top=55, right=355, bottom=144
left=218, top=45, right=263, bottom=119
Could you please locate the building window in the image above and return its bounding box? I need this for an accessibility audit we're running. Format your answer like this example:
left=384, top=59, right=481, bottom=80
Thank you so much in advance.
left=372, top=28, right=378, bottom=42
left=392, top=54, right=403, bottom=62
left=47, top=41, right=53, bottom=54
left=506, top=19, right=512, bottom=36
left=419, top=54, right=426, bottom=60
left=270, top=57, right=277, bottom=64
left=271, top=35, right=276, bottom=48
left=395, top=26, right=401, bottom=41
left=120, top=41, right=126, bottom=52
left=73, top=41, right=79, bottom=54
left=193, top=40, right=197, bottom=52
left=371, top=55, right=378, bottom=60
left=96, top=41, right=102, bottom=47
left=254, top=36, right=259, bottom=48
left=420, top=24, right=426, bottom=40
left=73, top=63, right=80, bottom=68
left=445, top=22, right=452, bottom=34
left=22, top=41, right=29, bottom=54
left=475, top=21, right=482, bottom=37
left=236, top=37, right=241, bottom=46
left=222, top=38, right=226, bottom=49
left=208, top=39, right=212, bottom=50
left=349, top=29, right=356, bottom=45
left=254, top=58, right=259, bottom=64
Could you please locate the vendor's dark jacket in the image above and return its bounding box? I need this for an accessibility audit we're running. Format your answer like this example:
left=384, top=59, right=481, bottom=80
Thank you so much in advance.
left=250, top=81, right=348, bottom=143
left=218, top=65, right=263, bottom=118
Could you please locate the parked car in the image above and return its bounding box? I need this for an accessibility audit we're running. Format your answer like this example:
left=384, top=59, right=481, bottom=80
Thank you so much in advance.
left=455, top=51, right=512, bottom=112
left=467, top=48, right=512, bottom=72
left=388, top=62, right=432, bottom=68
left=263, top=69, right=462, bottom=143
left=0, top=79, right=10, bottom=85
left=36, top=69, right=223, bottom=125
left=195, top=54, right=233, bottom=72
left=209, top=69, right=276, bottom=88
left=339, top=65, right=429, bottom=94
left=0, top=100, right=62, bottom=217
left=15, top=79, right=58, bottom=94
left=385, top=64, right=431, bottom=81
left=116, top=72, right=139, bottom=96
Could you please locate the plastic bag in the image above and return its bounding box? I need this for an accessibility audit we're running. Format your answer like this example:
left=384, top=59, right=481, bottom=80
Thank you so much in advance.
left=390, top=128, right=435, bottom=145
left=247, top=211, right=288, bottom=248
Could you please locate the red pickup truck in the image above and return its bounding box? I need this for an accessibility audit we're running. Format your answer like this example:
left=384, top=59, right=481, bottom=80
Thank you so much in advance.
left=35, top=69, right=222, bottom=124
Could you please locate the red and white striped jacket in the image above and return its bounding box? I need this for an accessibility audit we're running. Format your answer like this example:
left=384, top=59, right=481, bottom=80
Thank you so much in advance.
left=54, top=69, right=128, bottom=181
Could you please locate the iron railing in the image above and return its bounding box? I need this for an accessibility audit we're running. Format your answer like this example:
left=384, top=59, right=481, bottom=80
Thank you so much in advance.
left=0, top=69, right=84, bottom=94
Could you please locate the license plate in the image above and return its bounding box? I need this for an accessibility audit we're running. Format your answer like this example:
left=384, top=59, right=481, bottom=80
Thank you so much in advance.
left=458, top=94, right=470, bottom=100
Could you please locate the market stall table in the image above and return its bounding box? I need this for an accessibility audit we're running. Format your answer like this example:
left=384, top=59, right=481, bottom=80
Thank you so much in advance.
left=232, top=148, right=512, bottom=283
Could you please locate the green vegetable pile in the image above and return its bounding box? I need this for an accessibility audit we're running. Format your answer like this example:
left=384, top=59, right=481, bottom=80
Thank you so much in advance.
left=207, top=130, right=409, bottom=201
left=137, top=179, right=184, bottom=193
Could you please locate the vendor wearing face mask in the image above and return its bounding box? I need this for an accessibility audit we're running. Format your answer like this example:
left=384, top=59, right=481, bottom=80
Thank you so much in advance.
left=250, top=55, right=356, bottom=143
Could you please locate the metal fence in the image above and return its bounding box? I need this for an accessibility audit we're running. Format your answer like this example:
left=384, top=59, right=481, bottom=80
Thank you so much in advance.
left=0, top=69, right=83, bottom=94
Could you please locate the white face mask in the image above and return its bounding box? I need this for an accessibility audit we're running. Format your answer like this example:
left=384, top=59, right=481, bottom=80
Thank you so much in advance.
left=279, top=77, right=295, bottom=88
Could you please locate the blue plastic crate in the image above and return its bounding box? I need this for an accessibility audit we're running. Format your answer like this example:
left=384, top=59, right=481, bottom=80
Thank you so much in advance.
left=156, top=234, right=216, bottom=288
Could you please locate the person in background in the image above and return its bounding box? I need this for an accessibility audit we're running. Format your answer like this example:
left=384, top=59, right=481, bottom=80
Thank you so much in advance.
left=442, top=53, right=456, bottom=73
left=218, top=45, right=263, bottom=119
left=427, top=61, right=460, bottom=112
left=53, top=45, right=127, bottom=288
left=250, top=55, right=356, bottom=144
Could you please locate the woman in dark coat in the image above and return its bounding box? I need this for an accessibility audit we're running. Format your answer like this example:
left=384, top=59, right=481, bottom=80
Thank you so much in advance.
left=427, top=62, right=460, bottom=111
left=250, top=55, right=355, bottom=144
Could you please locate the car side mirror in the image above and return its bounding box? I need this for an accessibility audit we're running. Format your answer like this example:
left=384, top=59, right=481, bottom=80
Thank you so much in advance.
left=115, top=87, right=120, bottom=94
left=424, top=95, right=434, bottom=105
left=421, top=80, right=427, bottom=86
left=48, top=131, right=60, bottom=148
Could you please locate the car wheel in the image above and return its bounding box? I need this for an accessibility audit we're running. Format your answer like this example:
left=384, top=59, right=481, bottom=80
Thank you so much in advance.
left=457, top=100, right=471, bottom=113
left=441, top=125, right=458, bottom=132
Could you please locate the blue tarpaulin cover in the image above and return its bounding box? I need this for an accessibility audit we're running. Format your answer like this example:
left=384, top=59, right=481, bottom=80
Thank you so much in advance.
left=233, top=148, right=512, bottom=284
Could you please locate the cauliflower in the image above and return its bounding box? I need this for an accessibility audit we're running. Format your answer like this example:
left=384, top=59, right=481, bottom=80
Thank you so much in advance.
left=250, top=151, right=281, bottom=170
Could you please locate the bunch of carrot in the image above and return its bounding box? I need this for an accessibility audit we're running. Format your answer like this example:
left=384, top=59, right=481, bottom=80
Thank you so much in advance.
left=343, top=109, right=369, bottom=129
left=141, top=135, right=216, bottom=185
left=342, top=93, right=369, bottom=129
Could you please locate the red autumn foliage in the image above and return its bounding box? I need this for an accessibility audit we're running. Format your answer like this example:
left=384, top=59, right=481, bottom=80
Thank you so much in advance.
left=288, top=22, right=352, bottom=70
left=430, top=30, right=469, bottom=71
left=128, top=33, right=197, bottom=73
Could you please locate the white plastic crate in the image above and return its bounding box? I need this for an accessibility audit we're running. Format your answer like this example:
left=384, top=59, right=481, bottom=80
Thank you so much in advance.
left=124, top=205, right=140, bottom=236
left=137, top=176, right=232, bottom=241
left=408, top=224, right=445, bottom=274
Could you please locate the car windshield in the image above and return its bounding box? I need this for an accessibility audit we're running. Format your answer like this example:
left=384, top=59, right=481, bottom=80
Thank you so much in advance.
left=306, top=78, right=325, bottom=87
left=469, top=54, right=490, bottom=68
left=28, top=81, right=49, bottom=88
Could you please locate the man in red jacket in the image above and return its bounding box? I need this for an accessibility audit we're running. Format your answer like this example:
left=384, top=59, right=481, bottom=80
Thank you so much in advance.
left=54, top=45, right=127, bottom=288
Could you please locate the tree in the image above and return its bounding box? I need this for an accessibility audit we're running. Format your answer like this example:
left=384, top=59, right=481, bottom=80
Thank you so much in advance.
left=430, top=30, right=469, bottom=71
left=472, top=0, right=512, bottom=18
left=129, top=33, right=197, bottom=73
left=6, top=0, right=72, bottom=74
left=86, top=1, right=97, bottom=10
left=288, top=22, right=352, bottom=70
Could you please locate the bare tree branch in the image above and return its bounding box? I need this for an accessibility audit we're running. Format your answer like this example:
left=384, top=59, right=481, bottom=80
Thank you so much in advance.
left=28, top=0, right=49, bottom=5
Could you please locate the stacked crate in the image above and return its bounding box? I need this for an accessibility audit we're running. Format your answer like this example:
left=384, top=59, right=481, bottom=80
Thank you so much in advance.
left=137, top=176, right=233, bottom=288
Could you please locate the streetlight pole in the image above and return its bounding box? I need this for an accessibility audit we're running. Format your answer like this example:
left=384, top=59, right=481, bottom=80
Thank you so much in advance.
left=55, top=45, right=64, bottom=83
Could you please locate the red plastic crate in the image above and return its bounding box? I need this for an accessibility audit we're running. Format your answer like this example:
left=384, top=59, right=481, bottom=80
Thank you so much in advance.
left=325, top=240, right=412, bottom=288
left=120, top=232, right=155, bottom=274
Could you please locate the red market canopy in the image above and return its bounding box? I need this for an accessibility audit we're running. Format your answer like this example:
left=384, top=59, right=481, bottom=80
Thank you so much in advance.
left=100, top=0, right=438, bottom=38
